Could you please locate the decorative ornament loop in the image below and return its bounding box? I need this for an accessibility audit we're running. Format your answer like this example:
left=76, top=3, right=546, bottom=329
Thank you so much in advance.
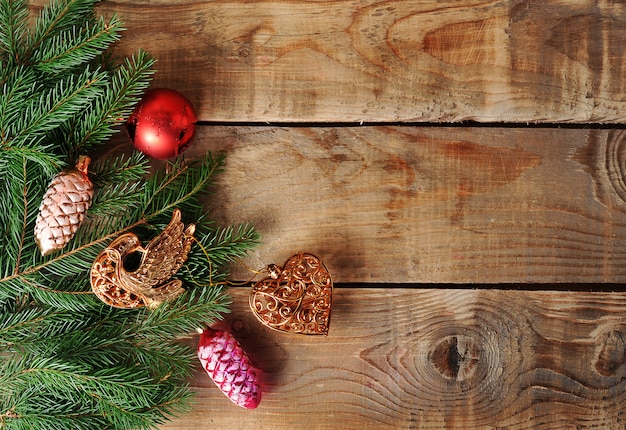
left=90, top=209, right=195, bottom=309
left=249, top=253, right=333, bottom=335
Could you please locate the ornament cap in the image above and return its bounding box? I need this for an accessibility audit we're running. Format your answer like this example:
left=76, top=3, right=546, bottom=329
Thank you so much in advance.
left=266, top=263, right=281, bottom=279
left=75, top=155, right=91, bottom=178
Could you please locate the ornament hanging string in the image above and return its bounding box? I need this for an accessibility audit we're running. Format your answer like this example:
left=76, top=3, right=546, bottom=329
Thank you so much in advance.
left=184, top=236, right=266, bottom=288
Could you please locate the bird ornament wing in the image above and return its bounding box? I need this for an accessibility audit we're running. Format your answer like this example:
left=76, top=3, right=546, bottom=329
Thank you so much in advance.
left=120, top=209, right=195, bottom=293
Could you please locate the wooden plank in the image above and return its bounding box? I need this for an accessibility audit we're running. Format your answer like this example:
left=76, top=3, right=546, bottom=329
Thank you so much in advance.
left=85, top=0, right=626, bottom=123
left=140, top=125, right=626, bottom=284
left=161, top=287, right=626, bottom=430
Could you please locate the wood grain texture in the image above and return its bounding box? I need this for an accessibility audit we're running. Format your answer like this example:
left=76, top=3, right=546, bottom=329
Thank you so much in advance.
left=161, top=287, right=626, bottom=430
left=78, top=0, right=626, bottom=123
left=19, top=1, right=626, bottom=428
left=139, top=125, right=626, bottom=284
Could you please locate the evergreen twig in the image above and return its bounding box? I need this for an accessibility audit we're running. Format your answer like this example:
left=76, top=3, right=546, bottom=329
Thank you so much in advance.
left=0, top=1, right=259, bottom=429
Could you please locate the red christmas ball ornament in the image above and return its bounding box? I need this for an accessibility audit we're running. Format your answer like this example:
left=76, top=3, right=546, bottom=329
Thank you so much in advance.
left=126, top=88, right=197, bottom=160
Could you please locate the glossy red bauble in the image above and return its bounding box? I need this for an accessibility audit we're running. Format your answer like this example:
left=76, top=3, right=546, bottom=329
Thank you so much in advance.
left=126, top=88, right=197, bottom=160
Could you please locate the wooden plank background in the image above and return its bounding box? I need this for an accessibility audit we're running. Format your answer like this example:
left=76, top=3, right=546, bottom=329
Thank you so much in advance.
left=30, top=0, right=626, bottom=427
left=95, top=0, right=626, bottom=124
left=160, top=288, right=626, bottom=430
left=180, top=126, right=626, bottom=284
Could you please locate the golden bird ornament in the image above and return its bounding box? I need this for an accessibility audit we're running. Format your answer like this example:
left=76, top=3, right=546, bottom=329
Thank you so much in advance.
left=90, top=209, right=195, bottom=309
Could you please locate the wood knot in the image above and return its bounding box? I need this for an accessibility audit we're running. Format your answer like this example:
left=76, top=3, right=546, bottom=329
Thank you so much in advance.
left=429, top=335, right=480, bottom=381
left=604, top=130, right=626, bottom=205
left=238, top=47, right=251, bottom=58
left=594, top=329, right=626, bottom=377
left=583, top=130, right=626, bottom=210
left=229, top=43, right=254, bottom=65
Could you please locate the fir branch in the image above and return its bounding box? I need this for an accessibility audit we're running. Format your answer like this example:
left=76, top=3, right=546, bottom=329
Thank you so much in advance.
left=27, top=0, right=100, bottom=57
left=35, top=243, right=100, bottom=278
left=0, top=167, right=25, bottom=276
left=0, top=306, right=97, bottom=351
left=0, top=0, right=29, bottom=64
left=206, top=224, right=261, bottom=267
left=89, top=181, right=145, bottom=216
left=13, top=159, right=28, bottom=275
left=0, top=277, right=29, bottom=302
left=10, top=67, right=107, bottom=149
left=0, top=0, right=259, bottom=427
left=122, top=342, right=193, bottom=385
left=27, top=284, right=101, bottom=313
left=0, top=65, right=38, bottom=143
left=91, top=150, right=149, bottom=185
left=1, top=354, right=192, bottom=429
left=0, top=146, right=62, bottom=179
left=183, top=223, right=260, bottom=286
left=136, top=286, right=231, bottom=341
left=63, top=50, right=156, bottom=156
left=31, top=15, right=123, bottom=74
left=4, top=356, right=148, bottom=403
left=139, top=152, right=226, bottom=222
left=0, top=158, right=33, bottom=278
left=2, top=357, right=165, bottom=421
left=0, top=306, right=52, bottom=348
left=1, top=406, right=110, bottom=430
left=36, top=316, right=135, bottom=362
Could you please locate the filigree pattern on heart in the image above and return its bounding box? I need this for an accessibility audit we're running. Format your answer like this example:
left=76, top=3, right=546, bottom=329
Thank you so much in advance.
left=249, top=253, right=333, bottom=335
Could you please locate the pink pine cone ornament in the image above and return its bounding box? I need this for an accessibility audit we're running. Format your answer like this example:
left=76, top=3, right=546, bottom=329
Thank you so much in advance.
left=197, top=327, right=262, bottom=409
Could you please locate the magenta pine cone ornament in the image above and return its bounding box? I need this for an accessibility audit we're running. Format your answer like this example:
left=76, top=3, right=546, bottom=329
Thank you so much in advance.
left=197, top=327, right=262, bottom=409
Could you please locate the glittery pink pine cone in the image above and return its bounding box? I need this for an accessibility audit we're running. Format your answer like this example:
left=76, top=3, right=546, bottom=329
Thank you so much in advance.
left=197, top=327, right=261, bottom=409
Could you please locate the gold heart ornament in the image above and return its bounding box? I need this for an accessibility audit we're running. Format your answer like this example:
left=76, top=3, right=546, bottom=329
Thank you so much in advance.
left=249, top=253, right=333, bottom=335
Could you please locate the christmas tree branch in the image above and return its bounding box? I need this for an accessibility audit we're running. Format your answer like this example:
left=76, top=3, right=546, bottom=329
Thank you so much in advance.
left=11, top=68, right=106, bottom=148
left=0, top=66, right=37, bottom=145
left=14, top=159, right=29, bottom=276
left=182, top=223, right=260, bottom=286
left=13, top=159, right=28, bottom=273
left=91, top=151, right=149, bottom=186
left=65, top=50, right=156, bottom=156
left=1, top=0, right=259, bottom=427
left=137, top=287, right=231, bottom=341
left=138, top=153, right=226, bottom=222
left=31, top=14, right=123, bottom=74
left=1, top=356, right=186, bottom=428
left=28, top=0, right=100, bottom=56
left=0, top=0, right=28, bottom=63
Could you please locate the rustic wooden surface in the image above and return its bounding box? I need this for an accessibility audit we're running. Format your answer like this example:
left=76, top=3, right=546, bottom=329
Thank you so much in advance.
left=91, top=0, right=626, bottom=124
left=161, top=288, right=626, bottom=430
left=180, top=125, right=626, bottom=284
left=29, top=0, right=626, bottom=427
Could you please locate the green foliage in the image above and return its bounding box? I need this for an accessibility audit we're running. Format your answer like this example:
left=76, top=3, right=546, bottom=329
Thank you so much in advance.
left=0, top=1, right=259, bottom=429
